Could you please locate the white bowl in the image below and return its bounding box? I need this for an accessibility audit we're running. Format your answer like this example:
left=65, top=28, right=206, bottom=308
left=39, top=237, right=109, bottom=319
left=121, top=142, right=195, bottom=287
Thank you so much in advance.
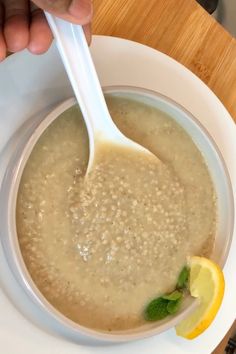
left=0, top=86, right=234, bottom=344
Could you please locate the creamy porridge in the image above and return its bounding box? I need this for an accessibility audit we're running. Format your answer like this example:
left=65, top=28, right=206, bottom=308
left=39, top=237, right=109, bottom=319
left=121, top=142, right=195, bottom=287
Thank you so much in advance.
left=16, top=95, right=216, bottom=331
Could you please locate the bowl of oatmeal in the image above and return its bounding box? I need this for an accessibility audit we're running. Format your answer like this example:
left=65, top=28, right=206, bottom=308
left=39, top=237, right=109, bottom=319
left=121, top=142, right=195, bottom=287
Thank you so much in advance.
left=0, top=86, right=234, bottom=343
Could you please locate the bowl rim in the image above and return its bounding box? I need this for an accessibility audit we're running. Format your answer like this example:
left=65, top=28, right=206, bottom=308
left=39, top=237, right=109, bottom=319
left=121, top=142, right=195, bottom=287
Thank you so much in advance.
left=2, top=85, right=234, bottom=342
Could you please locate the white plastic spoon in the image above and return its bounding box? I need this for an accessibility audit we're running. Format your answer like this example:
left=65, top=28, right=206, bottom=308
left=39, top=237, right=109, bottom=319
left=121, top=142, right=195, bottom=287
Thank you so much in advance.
left=45, top=14, right=159, bottom=173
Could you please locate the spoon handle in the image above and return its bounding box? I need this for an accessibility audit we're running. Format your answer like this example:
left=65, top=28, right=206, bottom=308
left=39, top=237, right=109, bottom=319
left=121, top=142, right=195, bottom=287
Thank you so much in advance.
left=45, top=14, right=119, bottom=150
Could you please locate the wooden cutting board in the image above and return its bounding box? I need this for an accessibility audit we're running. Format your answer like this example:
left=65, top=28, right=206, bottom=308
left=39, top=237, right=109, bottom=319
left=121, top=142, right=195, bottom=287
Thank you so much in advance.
left=93, top=0, right=236, bottom=122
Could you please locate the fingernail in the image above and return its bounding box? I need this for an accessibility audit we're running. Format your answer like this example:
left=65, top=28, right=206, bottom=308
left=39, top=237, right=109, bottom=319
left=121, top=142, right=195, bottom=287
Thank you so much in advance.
left=69, top=0, right=92, bottom=21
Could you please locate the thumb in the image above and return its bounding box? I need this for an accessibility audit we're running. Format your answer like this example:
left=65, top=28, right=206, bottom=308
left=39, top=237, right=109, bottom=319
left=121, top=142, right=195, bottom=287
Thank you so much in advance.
left=31, top=0, right=93, bottom=25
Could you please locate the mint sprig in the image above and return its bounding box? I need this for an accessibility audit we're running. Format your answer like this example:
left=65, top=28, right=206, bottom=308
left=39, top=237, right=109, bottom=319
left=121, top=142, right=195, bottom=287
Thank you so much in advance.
left=144, top=266, right=189, bottom=322
left=144, top=291, right=183, bottom=321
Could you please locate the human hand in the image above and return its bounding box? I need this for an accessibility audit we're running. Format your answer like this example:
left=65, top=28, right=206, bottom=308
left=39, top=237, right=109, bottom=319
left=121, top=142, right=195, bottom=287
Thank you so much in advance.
left=0, top=0, right=92, bottom=61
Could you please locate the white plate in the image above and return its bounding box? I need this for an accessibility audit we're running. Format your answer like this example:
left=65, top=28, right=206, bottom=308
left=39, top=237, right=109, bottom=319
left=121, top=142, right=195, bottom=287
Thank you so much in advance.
left=0, top=36, right=236, bottom=354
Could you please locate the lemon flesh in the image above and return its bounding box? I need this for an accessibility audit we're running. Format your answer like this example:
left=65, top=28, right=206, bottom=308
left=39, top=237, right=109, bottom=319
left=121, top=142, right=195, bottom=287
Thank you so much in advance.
left=175, top=256, right=225, bottom=339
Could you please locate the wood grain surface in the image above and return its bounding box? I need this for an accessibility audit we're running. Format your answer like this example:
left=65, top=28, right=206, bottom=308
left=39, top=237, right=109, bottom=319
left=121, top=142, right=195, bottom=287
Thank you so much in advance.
left=93, top=0, right=236, bottom=122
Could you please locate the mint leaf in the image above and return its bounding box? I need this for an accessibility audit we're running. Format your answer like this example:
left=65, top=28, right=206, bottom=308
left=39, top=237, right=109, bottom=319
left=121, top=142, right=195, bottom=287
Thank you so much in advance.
left=162, top=290, right=182, bottom=301
left=177, top=266, right=189, bottom=289
left=144, top=297, right=169, bottom=321
left=167, top=298, right=182, bottom=314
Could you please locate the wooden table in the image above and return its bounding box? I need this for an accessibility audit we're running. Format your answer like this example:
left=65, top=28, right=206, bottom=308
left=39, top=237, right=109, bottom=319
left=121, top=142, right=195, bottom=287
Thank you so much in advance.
left=93, top=0, right=236, bottom=352
left=93, top=0, right=236, bottom=123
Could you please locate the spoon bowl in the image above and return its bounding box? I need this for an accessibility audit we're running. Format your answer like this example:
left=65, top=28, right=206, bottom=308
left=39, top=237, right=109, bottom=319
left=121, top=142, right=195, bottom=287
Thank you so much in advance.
left=45, top=14, right=159, bottom=173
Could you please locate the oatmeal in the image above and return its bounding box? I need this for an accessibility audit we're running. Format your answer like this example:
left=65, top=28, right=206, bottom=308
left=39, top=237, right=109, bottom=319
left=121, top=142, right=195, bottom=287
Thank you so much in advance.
left=16, top=95, right=216, bottom=331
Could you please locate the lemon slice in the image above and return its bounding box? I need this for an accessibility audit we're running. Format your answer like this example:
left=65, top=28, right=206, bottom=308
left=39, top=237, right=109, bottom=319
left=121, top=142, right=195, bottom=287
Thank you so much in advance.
left=175, top=256, right=225, bottom=339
